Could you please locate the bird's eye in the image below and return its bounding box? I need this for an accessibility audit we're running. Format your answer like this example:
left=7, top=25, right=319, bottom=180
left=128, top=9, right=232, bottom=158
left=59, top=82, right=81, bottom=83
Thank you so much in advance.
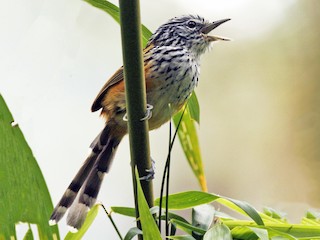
left=187, top=20, right=197, bottom=29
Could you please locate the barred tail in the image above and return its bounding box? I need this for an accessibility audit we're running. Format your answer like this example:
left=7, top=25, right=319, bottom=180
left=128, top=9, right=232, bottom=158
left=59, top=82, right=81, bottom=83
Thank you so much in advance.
left=49, top=124, right=121, bottom=230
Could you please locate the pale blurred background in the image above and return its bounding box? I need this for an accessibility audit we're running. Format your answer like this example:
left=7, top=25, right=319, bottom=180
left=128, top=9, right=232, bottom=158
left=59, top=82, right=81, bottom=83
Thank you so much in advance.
left=1, top=0, right=319, bottom=239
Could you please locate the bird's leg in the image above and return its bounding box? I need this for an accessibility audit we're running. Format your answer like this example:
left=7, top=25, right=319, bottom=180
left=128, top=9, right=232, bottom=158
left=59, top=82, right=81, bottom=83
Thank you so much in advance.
left=139, top=157, right=155, bottom=181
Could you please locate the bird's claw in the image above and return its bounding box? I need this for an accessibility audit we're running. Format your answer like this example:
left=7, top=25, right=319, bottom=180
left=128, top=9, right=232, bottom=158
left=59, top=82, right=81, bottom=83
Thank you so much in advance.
left=139, top=158, right=155, bottom=181
left=123, top=104, right=153, bottom=122
left=140, top=104, right=153, bottom=121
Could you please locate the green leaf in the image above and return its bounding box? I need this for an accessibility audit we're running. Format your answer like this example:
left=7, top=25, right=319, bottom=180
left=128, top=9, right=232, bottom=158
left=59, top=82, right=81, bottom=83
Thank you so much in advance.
left=83, top=0, right=119, bottom=21
left=214, top=210, right=235, bottom=220
left=249, top=227, right=269, bottom=240
left=141, top=25, right=153, bottom=47
left=155, top=191, right=218, bottom=210
left=173, top=110, right=207, bottom=191
left=124, top=227, right=143, bottom=240
left=111, top=206, right=136, bottom=217
left=0, top=94, right=59, bottom=239
left=217, top=197, right=264, bottom=225
left=135, top=169, right=162, bottom=240
left=230, top=226, right=259, bottom=240
left=160, top=212, right=190, bottom=224
left=192, top=204, right=215, bottom=231
left=83, top=0, right=206, bottom=192
left=203, top=223, right=232, bottom=240
left=187, top=92, right=200, bottom=124
left=259, top=212, right=284, bottom=224
left=263, top=207, right=286, bottom=221
left=167, top=235, right=196, bottom=240
left=83, top=0, right=152, bottom=46
left=64, top=204, right=100, bottom=240
left=225, top=220, right=320, bottom=239
left=23, top=225, right=34, bottom=240
left=170, top=219, right=206, bottom=235
left=305, top=209, right=320, bottom=220
left=265, top=227, right=297, bottom=240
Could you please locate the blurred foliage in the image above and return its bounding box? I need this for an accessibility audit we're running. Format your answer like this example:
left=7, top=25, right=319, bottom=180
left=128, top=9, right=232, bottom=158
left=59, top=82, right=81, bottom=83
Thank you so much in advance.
left=199, top=1, right=320, bottom=206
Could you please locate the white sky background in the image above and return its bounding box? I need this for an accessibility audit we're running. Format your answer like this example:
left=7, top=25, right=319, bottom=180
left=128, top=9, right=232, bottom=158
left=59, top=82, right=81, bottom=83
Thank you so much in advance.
left=1, top=0, right=296, bottom=239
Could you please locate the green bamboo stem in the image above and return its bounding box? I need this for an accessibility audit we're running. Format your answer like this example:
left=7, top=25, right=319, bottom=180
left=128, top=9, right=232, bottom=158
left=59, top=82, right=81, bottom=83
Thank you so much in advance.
left=118, top=0, right=154, bottom=235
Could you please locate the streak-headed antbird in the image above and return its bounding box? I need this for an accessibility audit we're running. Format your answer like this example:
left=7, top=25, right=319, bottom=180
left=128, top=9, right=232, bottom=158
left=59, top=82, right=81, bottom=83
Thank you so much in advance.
left=49, top=14, right=230, bottom=231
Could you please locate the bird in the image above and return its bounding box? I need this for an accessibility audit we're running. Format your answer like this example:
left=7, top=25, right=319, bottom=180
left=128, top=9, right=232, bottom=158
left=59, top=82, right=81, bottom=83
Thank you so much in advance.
left=49, top=14, right=230, bottom=231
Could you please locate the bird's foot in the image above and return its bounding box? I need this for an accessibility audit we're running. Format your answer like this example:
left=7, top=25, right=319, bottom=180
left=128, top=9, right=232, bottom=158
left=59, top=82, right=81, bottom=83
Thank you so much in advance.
left=140, top=104, right=153, bottom=121
left=122, top=104, right=153, bottom=122
left=139, top=158, right=155, bottom=181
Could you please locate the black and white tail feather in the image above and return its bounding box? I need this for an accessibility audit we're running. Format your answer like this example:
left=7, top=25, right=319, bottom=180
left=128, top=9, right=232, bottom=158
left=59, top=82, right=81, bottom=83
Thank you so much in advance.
left=49, top=125, right=121, bottom=231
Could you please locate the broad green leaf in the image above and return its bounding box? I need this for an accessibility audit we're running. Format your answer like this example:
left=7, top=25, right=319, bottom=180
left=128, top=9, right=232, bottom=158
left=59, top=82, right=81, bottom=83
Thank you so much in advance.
left=0, top=94, right=59, bottom=239
left=167, top=236, right=196, bottom=240
left=135, top=169, right=162, bottom=240
left=160, top=212, right=190, bottom=224
left=192, top=204, right=215, bottom=231
left=217, top=197, right=264, bottom=225
left=249, top=227, right=269, bottom=240
left=155, top=191, right=218, bottom=210
left=203, top=223, right=232, bottom=240
left=230, top=226, right=259, bottom=240
left=124, top=227, right=143, bottom=240
left=111, top=206, right=136, bottom=217
left=271, top=237, right=290, bottom=240
left=170, top=219, right=206, bottom=235
left=64, top=204, right=100, bottom=240
left=83, top=0, right=205, bottom=192
left=173, top=110, right=207, bottom=191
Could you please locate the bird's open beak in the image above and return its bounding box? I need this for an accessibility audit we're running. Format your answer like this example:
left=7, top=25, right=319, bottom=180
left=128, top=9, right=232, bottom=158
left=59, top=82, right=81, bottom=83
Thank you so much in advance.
left=201, top=18, right=231, bottom=41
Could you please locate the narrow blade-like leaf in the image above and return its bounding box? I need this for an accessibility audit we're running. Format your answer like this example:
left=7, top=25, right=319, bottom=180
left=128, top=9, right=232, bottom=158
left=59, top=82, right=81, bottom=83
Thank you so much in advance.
left=173, top=108, right=207, bottom=191
left=217, top=197, right=264, bottom=226
left=135, top=169, right=162, bottom=240
left=203, top=223, right=232, bottom=240
left=124, top=227, right=143, bottom=240
left=64, top=204, right=100, bottom=240
left=187, top=92, right=200, bottom=124
left=155, top=191, right=218, bottom=210
left=111, top=206, right=136, bottom=218
left=170, top=219, right=206, bottom=235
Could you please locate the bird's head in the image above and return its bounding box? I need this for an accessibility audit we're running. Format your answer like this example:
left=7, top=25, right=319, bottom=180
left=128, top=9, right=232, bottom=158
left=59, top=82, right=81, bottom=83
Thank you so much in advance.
left=149, top=15, right=230, bottom=57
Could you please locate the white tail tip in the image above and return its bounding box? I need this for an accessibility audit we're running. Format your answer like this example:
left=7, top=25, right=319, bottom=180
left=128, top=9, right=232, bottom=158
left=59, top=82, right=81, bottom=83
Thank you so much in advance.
left=48, top=219, right=57, bottom=226
left=67, top=225, right=79, bottom=233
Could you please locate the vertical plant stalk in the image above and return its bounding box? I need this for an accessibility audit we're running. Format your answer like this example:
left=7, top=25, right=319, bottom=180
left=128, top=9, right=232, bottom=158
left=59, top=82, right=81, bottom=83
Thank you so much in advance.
left=158, top=105, right=188, bottom=232
left=118, top=0, right=154, bottom=234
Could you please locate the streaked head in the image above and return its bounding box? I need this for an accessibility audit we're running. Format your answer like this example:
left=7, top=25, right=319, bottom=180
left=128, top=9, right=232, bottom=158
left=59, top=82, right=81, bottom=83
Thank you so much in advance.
left=148, top=15, right=230, bottom=56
